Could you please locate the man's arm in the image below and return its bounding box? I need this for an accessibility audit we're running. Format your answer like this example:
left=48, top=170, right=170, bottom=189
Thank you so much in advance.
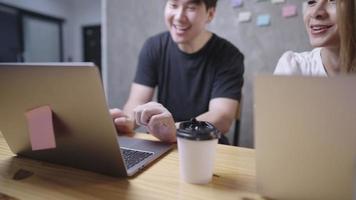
left=196, top=98, right=238, bottom=134
left=130, top=97, right=238, bottom=142
left=123, top=83, right=155, bottom=119
left=111, top=83, right=154, bottom=134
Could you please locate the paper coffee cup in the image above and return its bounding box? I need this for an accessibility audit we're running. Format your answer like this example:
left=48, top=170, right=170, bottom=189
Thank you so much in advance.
left=176, top=118, right=220, bottom=184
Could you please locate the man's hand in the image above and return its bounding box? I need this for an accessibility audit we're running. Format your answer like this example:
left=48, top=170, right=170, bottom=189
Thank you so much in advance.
left=133, top=102, right=176, bottom=143
left=110, top=108, right=135, bottom=136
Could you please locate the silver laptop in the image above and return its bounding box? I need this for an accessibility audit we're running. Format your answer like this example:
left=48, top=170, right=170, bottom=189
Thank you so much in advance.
left=254, top=75, right=356, bottom=200
left=0, top=63, right=173, bottom=177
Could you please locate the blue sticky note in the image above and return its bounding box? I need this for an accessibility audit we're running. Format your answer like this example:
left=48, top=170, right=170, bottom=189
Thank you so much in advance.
left=257, top=14, right=271, bottom=27
left=231, top=0, right=243, bottom=8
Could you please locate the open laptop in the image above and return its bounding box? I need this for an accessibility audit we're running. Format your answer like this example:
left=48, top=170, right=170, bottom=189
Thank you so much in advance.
left=254, top=75, right=356, bottom=200
left=0, top=63, right=173, bottom=177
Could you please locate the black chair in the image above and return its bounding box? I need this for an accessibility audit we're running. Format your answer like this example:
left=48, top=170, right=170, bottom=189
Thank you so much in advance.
left=233, top=100, right=242, bottom=146
left=218, top=134, right=230, bottom=145
left=219, top=102, right=241, bottom=146
left=233, top=119, right=240, bottom=146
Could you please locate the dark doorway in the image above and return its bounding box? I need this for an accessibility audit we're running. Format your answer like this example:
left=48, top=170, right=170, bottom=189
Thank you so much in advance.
left=83, top=25, right=101, bottom=73
left=0, top=5, right=21, bottom=62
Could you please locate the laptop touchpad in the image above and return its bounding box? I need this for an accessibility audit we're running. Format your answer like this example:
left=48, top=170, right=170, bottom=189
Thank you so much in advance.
left=118, top=136, right=171, bottom=153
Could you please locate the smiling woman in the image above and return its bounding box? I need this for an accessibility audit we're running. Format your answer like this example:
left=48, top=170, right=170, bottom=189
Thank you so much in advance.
left=274, top=0, right=355, bottom=76
left=304, top=0, right=338, bottom=48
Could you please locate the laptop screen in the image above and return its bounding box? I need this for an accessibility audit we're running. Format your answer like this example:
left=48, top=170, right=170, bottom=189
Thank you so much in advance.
left=254, top=75, right=356, bottom=200
left=0, top=63, right=127, bottom=176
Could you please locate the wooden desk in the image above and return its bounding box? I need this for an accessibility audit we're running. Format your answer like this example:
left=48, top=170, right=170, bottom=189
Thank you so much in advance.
left=0, top=132, right=263, bottom=200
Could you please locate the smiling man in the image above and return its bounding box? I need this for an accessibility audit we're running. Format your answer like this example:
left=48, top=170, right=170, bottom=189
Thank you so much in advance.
left=111, top=0, right=244, bottom=144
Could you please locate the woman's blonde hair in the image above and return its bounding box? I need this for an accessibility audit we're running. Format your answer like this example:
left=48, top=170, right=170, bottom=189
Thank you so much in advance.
left=338, top=0, right=356, bottom=73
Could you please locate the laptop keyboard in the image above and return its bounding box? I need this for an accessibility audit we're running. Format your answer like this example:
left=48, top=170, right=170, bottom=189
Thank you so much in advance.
left=120, top=148, right=154, bottom=169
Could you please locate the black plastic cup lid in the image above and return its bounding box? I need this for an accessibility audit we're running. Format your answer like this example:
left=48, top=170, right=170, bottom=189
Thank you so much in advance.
left=176, top=118, right=221, bottom=141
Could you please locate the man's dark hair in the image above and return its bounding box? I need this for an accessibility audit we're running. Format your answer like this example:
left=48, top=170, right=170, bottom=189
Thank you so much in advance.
left=193, top=0, right=218, bottom=9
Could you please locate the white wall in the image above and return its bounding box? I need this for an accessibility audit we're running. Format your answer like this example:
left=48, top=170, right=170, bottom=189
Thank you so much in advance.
left=0, top=0, right=101, bottom=62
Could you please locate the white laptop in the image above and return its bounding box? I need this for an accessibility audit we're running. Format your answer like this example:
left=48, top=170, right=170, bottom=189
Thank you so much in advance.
left=0, top=63, right=173, bottom=177
left=254, top=75, right=356, bottom=200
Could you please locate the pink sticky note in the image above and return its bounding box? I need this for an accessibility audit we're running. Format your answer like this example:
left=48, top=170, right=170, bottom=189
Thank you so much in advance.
left=25, top=105, right=56, bottom=151
left=282, top=5, right=297, bottom=18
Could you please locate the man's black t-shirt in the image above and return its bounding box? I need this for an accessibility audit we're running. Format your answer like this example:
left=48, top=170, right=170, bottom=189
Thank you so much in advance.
left=134, top=32, right=244, bottom=122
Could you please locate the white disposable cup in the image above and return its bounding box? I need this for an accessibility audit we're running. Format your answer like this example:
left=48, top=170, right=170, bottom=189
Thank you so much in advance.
left=177, top=137, right=218, bottom=184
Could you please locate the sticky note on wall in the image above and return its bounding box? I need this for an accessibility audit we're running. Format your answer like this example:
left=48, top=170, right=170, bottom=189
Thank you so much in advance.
left=25, top=105, right=56, bottom=151
left=257, top=14, right=271, bottom=27
left=231, top=0, right=243, bottom=8
left=271, top=0, right=285, bottom=4
left=282, top=4, right=297, bottom=18
left=238, top=11, right=252, bottom=23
